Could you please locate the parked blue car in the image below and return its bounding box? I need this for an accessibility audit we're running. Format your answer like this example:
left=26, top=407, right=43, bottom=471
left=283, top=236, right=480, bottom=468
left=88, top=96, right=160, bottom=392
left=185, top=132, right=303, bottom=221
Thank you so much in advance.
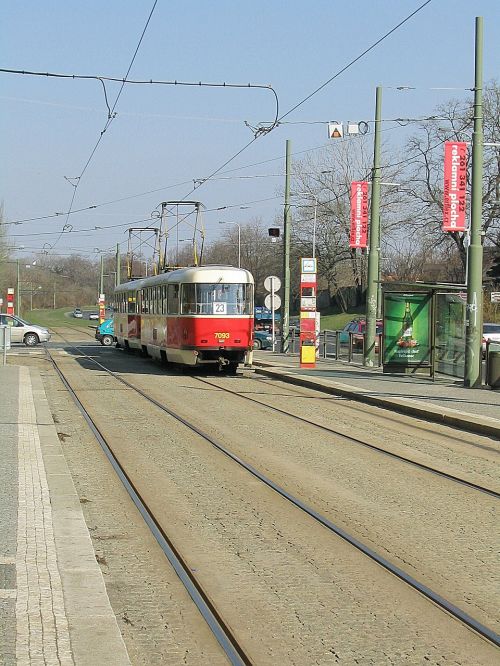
left=253, top=330, right=274, bottom=350
left=95, top=318, right=115, bottom=346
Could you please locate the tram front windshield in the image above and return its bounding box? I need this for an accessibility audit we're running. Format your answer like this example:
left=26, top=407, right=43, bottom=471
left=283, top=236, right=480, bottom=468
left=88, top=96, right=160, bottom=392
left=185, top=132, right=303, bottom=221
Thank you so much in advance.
left=181, top=283, right=253, bottom=315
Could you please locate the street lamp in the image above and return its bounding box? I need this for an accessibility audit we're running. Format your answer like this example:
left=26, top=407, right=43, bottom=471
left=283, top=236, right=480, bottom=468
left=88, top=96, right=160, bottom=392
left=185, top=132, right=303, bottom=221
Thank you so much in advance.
left=291, top=193, right=318, bottom=259
left=219, top=221, right=241, bottom=268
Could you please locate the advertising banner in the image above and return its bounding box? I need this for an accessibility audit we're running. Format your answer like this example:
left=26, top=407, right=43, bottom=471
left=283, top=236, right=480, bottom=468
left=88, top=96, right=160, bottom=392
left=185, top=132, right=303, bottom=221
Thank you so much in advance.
left=349, top=181, right=369, bottom=248
left=443, top=141, right=467, bottom=232
left=383, top=293, right=431, bottom=367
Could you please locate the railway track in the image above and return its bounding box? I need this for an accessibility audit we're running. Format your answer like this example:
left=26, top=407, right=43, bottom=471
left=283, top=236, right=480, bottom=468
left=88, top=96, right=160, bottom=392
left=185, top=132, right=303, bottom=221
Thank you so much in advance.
left=193, top=376, right=500, bottom=498
left=43, top=340, right=500, bottom=651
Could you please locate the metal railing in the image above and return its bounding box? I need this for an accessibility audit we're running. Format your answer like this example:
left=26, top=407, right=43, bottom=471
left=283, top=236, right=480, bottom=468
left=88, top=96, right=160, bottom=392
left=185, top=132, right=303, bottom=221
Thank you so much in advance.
left=285, top=328, right=382, bottom=366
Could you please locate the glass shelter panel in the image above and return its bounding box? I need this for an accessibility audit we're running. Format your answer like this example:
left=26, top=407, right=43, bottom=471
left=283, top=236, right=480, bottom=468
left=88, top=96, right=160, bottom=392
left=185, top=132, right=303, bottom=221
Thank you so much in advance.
left=435, top=293, right=466, bottom=377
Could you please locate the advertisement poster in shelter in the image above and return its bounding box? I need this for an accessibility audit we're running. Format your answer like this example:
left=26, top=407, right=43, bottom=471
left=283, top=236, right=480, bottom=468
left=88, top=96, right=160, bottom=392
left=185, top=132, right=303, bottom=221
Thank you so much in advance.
left=383, top=293, right=431, bottom=367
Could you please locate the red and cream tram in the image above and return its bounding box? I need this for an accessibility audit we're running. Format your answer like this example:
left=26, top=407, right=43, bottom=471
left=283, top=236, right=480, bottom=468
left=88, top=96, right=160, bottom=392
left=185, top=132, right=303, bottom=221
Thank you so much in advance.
left=113, top=265, right=254, bottom=372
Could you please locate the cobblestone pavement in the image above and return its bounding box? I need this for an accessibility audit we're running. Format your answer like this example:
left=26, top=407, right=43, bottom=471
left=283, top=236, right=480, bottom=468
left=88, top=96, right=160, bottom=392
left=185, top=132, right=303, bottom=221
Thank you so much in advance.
left=16, top=367, right=74, bottom=665
left=0, top=363, right=131, bottom=666
left=46, top=348, right=499, bottom=664
left=0, top=370, right=19, bottom=666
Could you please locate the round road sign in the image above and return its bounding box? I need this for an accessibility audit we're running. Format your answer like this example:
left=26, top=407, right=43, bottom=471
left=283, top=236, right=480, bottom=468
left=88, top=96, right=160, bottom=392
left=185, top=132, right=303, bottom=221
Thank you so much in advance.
left=264, top=293, right=281, bottom=310
left=264, top=275, right=281, bottom=292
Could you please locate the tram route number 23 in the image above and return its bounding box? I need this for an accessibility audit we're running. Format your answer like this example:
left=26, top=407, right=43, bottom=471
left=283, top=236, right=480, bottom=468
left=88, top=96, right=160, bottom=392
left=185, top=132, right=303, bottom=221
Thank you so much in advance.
left=214, top=332, right=230, bottom=339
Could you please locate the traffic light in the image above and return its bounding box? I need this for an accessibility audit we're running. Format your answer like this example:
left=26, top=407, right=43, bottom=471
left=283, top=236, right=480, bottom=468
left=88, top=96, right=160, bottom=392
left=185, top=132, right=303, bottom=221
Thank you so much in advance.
left=268, top=227, right=280, bottom=237
left=486, top=253, right=500, bottom=281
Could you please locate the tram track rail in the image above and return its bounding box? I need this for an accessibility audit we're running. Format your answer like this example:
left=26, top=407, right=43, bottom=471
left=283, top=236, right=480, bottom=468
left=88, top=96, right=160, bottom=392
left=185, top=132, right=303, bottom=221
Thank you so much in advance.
left=193, top=376, right=500, bottom=499
left=44, top=338, right=500, bottom=649
left=44, top=343, right=252, bottom=666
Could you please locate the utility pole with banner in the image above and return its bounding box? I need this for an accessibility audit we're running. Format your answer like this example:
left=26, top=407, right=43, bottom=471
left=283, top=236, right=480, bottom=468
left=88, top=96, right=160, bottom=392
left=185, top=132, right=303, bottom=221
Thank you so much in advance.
left=364, top=86, right=382, bottom=367
left=464, top=16, right=484, bottom=388
left=281, top=140, right=292, bottom=353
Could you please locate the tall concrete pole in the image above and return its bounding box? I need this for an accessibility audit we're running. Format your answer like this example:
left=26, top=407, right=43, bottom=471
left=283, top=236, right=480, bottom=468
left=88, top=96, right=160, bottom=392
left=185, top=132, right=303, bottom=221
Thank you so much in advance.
left=464, top=16, right=484, bottom=388
left=364, top=86, right=382, bottom=367
left=116, top=244, right=121, bottom=287
left=16, top=259, right=21, bottom=315
left=100, top=255, right=104, bottom=297
left=281, top=140, right=292, bottom=353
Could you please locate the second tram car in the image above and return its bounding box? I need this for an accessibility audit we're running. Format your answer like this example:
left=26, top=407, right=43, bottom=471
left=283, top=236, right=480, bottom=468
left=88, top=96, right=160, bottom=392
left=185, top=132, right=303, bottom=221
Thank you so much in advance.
left=113, top=265, right=254, bottom=372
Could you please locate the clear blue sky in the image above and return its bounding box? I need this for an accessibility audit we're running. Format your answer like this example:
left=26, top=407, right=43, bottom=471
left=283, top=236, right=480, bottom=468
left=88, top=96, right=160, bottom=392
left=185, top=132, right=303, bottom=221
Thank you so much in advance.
left=1, top=0, right=498, bottom=261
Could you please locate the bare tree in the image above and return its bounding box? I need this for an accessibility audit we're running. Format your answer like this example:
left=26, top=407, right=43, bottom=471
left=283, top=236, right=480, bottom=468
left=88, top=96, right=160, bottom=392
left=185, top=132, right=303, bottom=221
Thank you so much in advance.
left=291, top=138, right=407, bottom=310
left=205, top=217, right=281, bottom=303
left=400, top=81, right=500, bottom=272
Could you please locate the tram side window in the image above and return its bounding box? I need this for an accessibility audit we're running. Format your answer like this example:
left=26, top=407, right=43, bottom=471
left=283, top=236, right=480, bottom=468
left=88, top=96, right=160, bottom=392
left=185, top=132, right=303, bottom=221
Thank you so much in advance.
left=167, top=284, right=179, bottom=314
left=127, top=294, right=137, bottom=314
left=161, top=286, right=167, bottom=314
left=154, top=286, right=159, bottom=315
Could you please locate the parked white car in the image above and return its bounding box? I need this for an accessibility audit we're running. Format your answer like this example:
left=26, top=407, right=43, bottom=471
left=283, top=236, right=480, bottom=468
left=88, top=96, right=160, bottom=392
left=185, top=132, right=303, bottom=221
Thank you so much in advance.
left=483, top=323, right=500, bottom=356
left=0, top=314, right=51, bottom=346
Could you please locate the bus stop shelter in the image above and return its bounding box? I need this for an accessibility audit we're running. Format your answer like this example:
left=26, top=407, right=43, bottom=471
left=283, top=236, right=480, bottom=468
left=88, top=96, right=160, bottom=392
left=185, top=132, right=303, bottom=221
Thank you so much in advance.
left=382, top=282, right=467, bottom=380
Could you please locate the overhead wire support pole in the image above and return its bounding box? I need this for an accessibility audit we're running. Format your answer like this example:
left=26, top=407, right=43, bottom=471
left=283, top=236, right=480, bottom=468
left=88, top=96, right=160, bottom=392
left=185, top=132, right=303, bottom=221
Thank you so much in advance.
left=364, top=86, right=382, bottom=367
left=464, top=16, right=484, bottom=388
left=281, top=140, right=292, bottom=354
left=115, top=244, right=120, bottom=287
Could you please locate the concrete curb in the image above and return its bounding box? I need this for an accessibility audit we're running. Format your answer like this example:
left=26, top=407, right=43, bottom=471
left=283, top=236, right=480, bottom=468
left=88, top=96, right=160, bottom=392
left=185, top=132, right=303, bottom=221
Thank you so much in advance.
left=29, top=368, right=132, bottom=665
left=253, top=363, right=500, bottom=441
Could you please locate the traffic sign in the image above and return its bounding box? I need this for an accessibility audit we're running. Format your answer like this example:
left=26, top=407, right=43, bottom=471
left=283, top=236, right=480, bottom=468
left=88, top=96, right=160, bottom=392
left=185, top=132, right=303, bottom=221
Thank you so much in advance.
left=264, top=293, right=281, bottom=310
left=264, top=275, right=281, bottom=292
left=491, top=292, right=500, bottom=303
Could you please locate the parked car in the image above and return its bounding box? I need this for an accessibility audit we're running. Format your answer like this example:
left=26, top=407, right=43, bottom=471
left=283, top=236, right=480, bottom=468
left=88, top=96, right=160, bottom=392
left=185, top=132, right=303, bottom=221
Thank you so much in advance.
left=482, top=322, right=500, bottom=357
left=0, top=314, right=50, bottom=346
left=339, top=319, right=383, bottom=351
left=253, top=330, right=274, bottom=350
left=95, top=318, right=115, bottom=346
left=88, top=312, right=99, bottom=320
left=73, top=308, right=83, bottom=318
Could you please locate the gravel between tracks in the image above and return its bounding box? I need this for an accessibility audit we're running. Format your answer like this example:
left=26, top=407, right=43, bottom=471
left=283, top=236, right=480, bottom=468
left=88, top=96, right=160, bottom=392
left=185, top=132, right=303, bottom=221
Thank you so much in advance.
left=43, top=347, right=499, bottom=664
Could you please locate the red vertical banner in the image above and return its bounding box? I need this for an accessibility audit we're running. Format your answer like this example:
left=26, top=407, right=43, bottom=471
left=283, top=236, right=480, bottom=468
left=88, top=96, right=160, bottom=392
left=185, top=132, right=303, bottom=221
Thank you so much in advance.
left=443, top=141, right=467, bottom=232
left=7, top=288, right=14, bottom=316
left=349, top=181, right=369, bottom=248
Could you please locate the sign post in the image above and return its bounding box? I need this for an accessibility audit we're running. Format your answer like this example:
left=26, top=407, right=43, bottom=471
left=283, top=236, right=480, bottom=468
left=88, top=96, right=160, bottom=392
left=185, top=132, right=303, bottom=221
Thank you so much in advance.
left=264, top=276, right=281, bottom=352
left=299, top=258, right=318, bottom=368
left=7, top=288, right=14, bottom=316
left=99, top=293, right=106, bottom=324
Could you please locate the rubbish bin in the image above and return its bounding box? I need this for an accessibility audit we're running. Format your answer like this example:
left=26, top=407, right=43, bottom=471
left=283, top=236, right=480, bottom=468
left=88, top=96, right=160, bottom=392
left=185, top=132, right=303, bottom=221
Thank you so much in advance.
left=486, top=350, right=500, bottom=389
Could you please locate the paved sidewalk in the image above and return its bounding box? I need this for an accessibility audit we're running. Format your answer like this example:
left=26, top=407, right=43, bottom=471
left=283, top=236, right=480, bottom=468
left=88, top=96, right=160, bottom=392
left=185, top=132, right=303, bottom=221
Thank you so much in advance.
left=0, top=365, right=131, bottom=666
left=253, top=353, right=500, bottom=440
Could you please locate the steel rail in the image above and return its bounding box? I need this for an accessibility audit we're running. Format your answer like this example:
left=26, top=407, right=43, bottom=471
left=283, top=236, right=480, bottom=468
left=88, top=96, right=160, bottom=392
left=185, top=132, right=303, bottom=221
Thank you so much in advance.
left=44, top=345, right=252, bottom=666
left=193, top=377, right=500, bottom=499
left=46, top=340, right=500, bottom=648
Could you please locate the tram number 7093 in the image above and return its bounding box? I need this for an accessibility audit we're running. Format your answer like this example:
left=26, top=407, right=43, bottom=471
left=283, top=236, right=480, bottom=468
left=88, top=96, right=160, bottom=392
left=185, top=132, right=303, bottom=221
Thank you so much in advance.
left=214, top=332, right=230, bottom=340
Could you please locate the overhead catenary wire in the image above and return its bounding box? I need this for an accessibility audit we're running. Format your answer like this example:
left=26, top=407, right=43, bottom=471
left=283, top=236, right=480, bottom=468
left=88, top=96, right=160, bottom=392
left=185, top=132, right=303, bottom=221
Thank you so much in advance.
left=47, top=0, right=159, bottom=252
left=276, top=0, right=434, bottom=123
left=4, top=0, right=434, bottom=252
left=133, top=0, right=435, bottom=220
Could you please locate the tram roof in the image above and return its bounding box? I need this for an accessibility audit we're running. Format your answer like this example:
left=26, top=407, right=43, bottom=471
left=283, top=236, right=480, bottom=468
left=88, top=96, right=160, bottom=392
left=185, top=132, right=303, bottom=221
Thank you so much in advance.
left=114, top=265, right=254, bottom=293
